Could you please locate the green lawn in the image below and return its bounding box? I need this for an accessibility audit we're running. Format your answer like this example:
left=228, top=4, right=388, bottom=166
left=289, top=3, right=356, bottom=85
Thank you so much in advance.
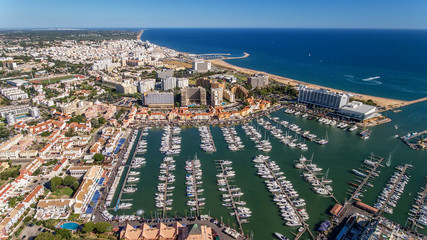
left=49, top=187, right=74, bottom=199
left=39, top=76, right=75, bottom=84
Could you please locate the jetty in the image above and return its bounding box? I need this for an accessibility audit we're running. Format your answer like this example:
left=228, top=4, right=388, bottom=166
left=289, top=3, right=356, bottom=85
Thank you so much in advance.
left=348, top=154, right=385, bottom=202
left=400, top=130, right=427, bottom=150
left=377, top=164, right=410, bottom=215
left=409, top=180, right=427, bottom=230
left=257, top=156, right=314, bottom=239
left=215, top=160, right=245, bottom=234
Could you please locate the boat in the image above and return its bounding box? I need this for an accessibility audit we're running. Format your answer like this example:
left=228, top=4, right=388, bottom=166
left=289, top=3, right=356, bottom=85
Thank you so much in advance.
left=349, top=125, right=358, bottom=132
left=274, top=232, right=288, bottom=240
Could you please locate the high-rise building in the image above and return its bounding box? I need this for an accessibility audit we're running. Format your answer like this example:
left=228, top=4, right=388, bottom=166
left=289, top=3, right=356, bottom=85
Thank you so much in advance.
left=156, top=69, right=174, bottom=79
left=193, top=60, right=211, bottom=73
left=6, top=114, right=16, bottom=125
left=161, top=77, right=177, bottom=91
left=180, top=87, right=207, bottom=107
left=223, top=89, right=235, bottom=103
left=29, top=107, right=40, bottom=118
left=176, top=78, right=189, bottom=89
left=143, top=92, right=174, bottom=108
left=137, top=79, right=155, bottom=93
left=248, top=74, right=269, bottom=89
left=211, top=87, right=223, bottom=106
left=297, top=86, right=349, bottom=110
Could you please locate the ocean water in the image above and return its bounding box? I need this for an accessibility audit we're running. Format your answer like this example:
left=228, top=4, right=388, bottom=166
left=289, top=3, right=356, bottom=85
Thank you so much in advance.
left=140, top=28, right=427, bottom=101
left=105, top=29, right=427, bottom=239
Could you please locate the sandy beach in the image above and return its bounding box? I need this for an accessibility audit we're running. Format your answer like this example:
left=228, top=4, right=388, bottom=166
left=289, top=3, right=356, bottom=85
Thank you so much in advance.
left=209, top=59, right=427, bottom=110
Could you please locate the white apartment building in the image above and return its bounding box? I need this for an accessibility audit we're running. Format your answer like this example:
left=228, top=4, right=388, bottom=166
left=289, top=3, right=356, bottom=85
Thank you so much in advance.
left=211, top=87, right=223, bottom=106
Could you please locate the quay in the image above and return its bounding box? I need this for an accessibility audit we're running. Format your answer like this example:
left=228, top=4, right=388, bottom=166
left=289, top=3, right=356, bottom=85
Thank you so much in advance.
left=377, top=164, right=410, bottom=215
left=115, top=131, right=141, bottom=211
left=215, top=160, right=245, bottom=234
left=400, top=130, right=427, bottom=150
left=348, top=154, right=385, bottom=202
left=133, top=104, right=286, bottom=128
left=258, top=157, right=315, bottom=240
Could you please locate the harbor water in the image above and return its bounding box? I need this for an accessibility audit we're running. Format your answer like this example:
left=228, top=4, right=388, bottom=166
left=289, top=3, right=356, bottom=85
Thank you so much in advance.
left=110, top=100, right=427, bottom=239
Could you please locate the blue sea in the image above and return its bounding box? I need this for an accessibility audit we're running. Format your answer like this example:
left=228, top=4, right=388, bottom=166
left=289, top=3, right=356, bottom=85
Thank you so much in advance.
left=140, top=28, right=427, bottom=101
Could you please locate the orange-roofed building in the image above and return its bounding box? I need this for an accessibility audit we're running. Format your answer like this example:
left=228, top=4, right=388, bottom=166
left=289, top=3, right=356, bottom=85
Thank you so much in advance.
left=330, top=204, right=343, bottom=216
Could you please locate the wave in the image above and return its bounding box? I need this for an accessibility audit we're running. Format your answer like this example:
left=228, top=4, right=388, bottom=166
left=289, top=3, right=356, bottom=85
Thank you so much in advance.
left=345, top=75, right=382, bottom=86
left=362, top=76, right=381, bottom=81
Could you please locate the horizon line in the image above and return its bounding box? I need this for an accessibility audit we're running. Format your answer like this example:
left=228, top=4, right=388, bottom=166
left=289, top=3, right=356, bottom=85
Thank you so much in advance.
left=1, top=27, right=427, bottom=31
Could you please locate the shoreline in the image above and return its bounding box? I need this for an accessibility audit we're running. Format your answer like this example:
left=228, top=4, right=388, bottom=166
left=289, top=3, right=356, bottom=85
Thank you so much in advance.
left=209, top=59, right=427, bottom=110
left=136, top=29, right=425, bottom=110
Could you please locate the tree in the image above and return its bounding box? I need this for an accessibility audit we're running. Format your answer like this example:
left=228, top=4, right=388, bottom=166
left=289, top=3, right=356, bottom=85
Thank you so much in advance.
left=56, top=229, right=72, bottom=240
left=63, top=175, right=79, bottom=190
left=35, top=232, right=61, bottom=240
left=81, top=222, right=95, bottom=233
left=0, top=126, right=10, bottom=139
left=9, top=198, right=17, bottom=208
left=98, top=117, right=106, bottom=125
left=50, top=176, right=62, bottom=191
left=92, top=153, right=105, bottom=164
left=94, top=222, right=112, bottom=233
left=65, top=128, right=76, bottom=137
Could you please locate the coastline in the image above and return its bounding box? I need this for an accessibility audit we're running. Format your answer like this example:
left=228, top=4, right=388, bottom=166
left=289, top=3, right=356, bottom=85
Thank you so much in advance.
left=209, top=59, right=427, bottom=110
left=137, top=29, right=425, bottom=110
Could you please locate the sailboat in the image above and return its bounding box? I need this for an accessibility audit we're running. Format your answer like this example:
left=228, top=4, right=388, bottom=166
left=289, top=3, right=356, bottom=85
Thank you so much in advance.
left=386, top=154, right=392, bottom=167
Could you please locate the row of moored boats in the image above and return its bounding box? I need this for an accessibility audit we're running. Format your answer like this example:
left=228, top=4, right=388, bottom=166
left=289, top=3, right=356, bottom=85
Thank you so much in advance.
left=221, top=126, right=244, bottom=151
left=198, top=126, right=216, bottom=152
left=242, top=123, right=272, bottom=152
left=160, top=126, right=181, bottom=155
left=374, top=165, right=411, bottom=214
left=185, top=155, right=205, bottom=211
left=253, top=155, right=308, bottom=227
left=295, top=155, right=333, bottom=195
left=259, top=118, right=308, bottom=150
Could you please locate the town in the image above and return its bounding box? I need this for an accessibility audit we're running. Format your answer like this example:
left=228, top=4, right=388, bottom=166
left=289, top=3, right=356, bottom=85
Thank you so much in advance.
left=0, top=29, right=424, bottom=240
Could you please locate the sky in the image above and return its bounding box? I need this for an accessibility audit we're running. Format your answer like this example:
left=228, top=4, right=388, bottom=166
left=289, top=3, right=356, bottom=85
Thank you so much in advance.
left=1, top=0, right=427, bottom=29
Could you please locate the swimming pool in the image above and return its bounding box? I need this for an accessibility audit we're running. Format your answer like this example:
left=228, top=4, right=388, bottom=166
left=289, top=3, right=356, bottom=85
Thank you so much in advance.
left=59, top=222, right=80, bottom=230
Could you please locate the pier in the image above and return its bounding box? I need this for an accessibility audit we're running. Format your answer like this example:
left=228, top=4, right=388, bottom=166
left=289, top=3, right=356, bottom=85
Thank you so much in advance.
left=161, top=164, right=171, bottom=217
left=409, top=180, right=427, bottom=230
left=258, top=157, right=315, bottom=240
left=187, top=156, right=203, bottom=217
left=400, top=130, right=427, bottom=150
left=377, top=164, right=410, bottom=215
left=215, top=160, right=245, bottom=234
left=348, top=154, right=384, bottom=202
left=298, top=160, right=339, bottom=204
left=267, top=116, right=327, bottom=145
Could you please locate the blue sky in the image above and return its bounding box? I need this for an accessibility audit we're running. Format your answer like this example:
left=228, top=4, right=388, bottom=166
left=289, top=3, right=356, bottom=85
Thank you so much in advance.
left=1, top=0, right=426, bottom=29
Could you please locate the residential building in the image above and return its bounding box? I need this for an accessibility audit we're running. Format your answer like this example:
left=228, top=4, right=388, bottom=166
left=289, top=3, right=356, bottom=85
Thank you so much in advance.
left=116, top=80, right=137, bottom=94
left=180, top=87, right=207, bottom=107
left=137, top=79, right=156, bottom=93
left=156, top=69, right=174, bottom=79
left=120, top=222, right=185, bottom=240
left=223, top=89, right=235, bottom=103
left=231, top=85, right=249, bottom=99
left=248, top=74, right=269, bottom=89
left=73, top=165, right=103, bottom=214
left=176, top=78, right=189, bottom=89
left=143, top=92, right=174, bottom=108
left=193, top=60, right=211, bottom=73
left=0, top=87, right=28, bottom=101
left=297, top=86, right=350, bottom=110
left=36, top=199, right=75, bottom=220
left=211, top=87, right=223, bottom=106
left=161, top=77, right=177, bottom=91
